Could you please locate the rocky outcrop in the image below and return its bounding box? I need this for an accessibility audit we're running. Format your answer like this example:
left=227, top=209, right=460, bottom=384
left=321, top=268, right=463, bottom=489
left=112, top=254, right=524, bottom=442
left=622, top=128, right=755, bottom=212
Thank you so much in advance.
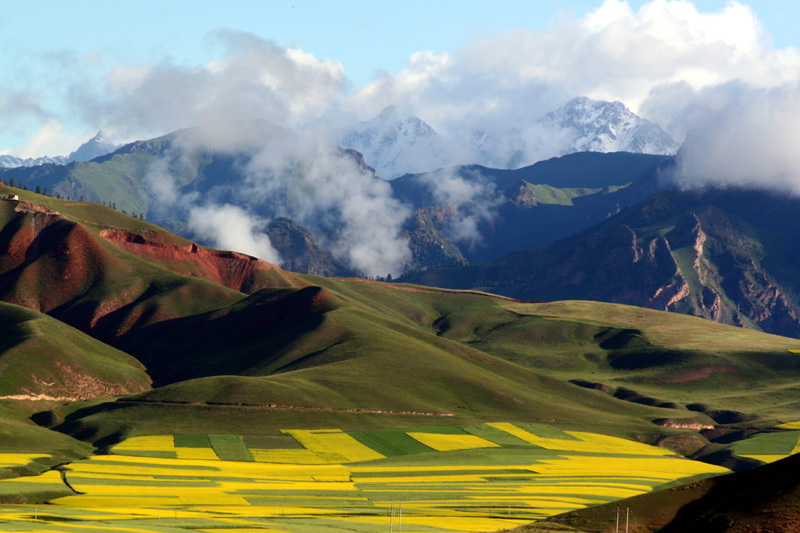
left=524, top=207, right=800, bottom=338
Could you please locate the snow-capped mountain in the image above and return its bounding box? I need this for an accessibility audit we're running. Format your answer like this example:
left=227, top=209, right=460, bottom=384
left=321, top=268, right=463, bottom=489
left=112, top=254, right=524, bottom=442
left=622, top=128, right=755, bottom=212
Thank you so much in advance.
left=0, top=131, right=120, bottom=169
left=539, top=97, right=680, bottom=155
left=68, top=130, right=120, bottom=162
left=339, top=106, right=449, bottom=179
left=0, top=154, right=68, bottom=168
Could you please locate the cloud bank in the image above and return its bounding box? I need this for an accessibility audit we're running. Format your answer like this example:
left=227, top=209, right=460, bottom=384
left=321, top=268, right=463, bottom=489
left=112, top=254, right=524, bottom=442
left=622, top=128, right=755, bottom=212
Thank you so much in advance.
left=145, top=126, right=411, bottom=277
left=10, top=1, right=800, bottom=183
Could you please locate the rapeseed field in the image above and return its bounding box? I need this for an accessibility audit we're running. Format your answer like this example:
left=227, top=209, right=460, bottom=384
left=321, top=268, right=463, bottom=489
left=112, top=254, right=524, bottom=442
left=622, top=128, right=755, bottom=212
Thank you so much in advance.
left=0, top=423, right=732, bottom=532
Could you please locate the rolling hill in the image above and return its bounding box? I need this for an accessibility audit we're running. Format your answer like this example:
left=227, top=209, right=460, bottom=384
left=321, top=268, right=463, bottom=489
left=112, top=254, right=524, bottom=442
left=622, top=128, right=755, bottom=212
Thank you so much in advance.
left=0, top=186, right=796, bottom=461
left=0, top=185, right=798, bottom=530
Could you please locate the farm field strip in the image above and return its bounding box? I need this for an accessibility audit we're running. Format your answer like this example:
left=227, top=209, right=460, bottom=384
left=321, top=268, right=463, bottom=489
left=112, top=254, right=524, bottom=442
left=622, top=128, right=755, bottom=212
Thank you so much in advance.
left=727, top=427, right=800, bottom=464
left=0, top=422, right=731, bottom=532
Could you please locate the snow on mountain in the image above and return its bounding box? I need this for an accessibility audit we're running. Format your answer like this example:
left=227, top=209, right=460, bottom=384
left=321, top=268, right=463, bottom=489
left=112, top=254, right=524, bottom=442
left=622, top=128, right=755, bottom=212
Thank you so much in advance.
left=339, top=106, right=450, bottom=179
left=539, top=97, right=680, bottom=155
left=0, top=154, right=68, bottom=168
left=0, top=131, right=120, bottom=169
left=68, top=130, right=120, bottom=162
left=343, top=98, right=679, bottom=178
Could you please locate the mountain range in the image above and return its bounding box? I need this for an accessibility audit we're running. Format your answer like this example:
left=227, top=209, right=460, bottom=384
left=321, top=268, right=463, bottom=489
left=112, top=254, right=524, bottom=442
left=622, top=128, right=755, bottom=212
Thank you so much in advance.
left=2, top=102, right=799, bottom=344
left=0, top=131, right=119, bottom=169
left=341, top=96, right=679, bottom=178
left=401, top=178, right=800, bottom=339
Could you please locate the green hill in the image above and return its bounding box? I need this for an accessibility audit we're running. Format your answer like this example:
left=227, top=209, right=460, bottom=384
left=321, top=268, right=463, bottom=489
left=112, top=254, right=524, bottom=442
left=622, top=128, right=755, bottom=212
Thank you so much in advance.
left=0, top=190, right=798, bottom=475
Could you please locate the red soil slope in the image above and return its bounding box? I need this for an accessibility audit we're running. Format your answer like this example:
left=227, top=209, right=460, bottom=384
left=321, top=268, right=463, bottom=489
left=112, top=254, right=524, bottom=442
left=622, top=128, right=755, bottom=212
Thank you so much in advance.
left=0, top=201, right=244, bottom=340
left=99, top=229, right=300, bottom=293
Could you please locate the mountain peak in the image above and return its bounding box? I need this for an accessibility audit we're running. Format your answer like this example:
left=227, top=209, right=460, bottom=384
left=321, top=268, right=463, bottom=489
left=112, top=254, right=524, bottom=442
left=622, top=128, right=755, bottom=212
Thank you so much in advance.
left=376, top=105, right=399, bottom=119
left=340, top=107, right=444, bottom=179
left=68, top=130, right=120, bottom=162
left=540, top=96, right=680, bottom=156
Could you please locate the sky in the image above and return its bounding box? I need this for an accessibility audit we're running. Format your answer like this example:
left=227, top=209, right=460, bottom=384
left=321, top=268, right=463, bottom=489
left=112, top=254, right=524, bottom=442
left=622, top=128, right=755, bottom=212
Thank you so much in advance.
left=1, top=0, right=799, bottom=159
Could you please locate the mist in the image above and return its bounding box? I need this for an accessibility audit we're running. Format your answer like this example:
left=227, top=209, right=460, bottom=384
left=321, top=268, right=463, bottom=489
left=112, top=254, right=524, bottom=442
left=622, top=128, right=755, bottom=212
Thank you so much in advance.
left=650, top=83, right=800, bottom=195
left=144, top=125, right=412, bottom=277
left=415, top=168, right=503, bottom=250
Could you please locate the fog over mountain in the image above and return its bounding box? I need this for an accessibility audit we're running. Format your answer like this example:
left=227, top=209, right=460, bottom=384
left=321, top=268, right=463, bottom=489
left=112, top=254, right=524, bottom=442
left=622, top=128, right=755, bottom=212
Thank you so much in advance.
left=4, top=1, right=800, bottom=284
left=340, top=97, right=679, bottom=178
left=6, top=1, right=800, bottom=202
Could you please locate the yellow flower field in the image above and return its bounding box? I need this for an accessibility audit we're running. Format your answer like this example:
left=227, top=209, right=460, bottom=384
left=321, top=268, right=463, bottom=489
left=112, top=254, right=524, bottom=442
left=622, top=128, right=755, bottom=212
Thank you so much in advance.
left=176, top=447, right=219, bottom=460
left=0, top=422, right=735, bottom=533
left=406, top=432, right=500, bottom=451
left=487, top=423, right=674, bottom=456
left=110, top=435, right=176, bottom=453
left=0, top=453, right=49, bottom=468
left=282, top=429, right=385, bottom=462
left=250, top=448, right=328, bottom=464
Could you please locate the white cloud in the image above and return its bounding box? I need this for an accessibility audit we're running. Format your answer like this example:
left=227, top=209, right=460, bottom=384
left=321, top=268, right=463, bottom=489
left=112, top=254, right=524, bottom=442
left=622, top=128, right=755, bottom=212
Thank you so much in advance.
left=11, top=119, right=85, bottom=158
left=242, top=133, right=412, bottom=276
left=187, top=203, right=283, bottom=265
left=415, top=168, right=503, bottom=250
left=669, top=83, right=800, bottom=194
left=72, top=32, right=346, bottom=142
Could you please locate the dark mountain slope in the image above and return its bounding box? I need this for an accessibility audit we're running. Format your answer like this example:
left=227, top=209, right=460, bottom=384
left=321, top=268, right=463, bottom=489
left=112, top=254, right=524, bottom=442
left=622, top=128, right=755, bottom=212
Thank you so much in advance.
left=403, top=185, right=800, bottom=338
left=394, top=153, right=673, bottom=265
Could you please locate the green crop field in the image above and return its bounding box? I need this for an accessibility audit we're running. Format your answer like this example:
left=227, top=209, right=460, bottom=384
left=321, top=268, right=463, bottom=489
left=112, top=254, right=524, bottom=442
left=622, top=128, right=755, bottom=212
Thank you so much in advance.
left=0, top=423, right=729, bottom=533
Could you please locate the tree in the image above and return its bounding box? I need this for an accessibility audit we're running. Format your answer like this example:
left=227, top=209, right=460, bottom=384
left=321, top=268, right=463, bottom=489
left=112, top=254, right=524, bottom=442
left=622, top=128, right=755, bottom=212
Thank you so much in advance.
left=35, top=185, right=41, bottom=194
left=8, top=178, right=14, bottom=188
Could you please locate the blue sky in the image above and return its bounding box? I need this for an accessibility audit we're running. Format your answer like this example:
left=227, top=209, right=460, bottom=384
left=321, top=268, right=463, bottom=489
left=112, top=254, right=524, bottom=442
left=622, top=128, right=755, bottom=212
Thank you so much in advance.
left=1, top=0, right=799, bottom=157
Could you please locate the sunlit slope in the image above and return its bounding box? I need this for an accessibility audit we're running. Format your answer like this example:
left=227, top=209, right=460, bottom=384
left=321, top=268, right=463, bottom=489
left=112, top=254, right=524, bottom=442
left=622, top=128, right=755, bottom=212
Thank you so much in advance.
left=0, top=302, right=147, bottom=460
left=53, top=279, right=800, bottom=449
left=0, top=188, right=251, bottom=342
left=2, top=189, right=800, bottom=459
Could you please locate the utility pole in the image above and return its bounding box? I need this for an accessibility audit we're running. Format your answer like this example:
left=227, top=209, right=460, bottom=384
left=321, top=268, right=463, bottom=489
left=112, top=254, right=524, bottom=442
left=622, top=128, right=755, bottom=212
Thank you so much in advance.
left=615, top=506, right=620, bottom=533
left=390, top=503, right=394, bottom=532
left=626, top=507, right=630, bottom=533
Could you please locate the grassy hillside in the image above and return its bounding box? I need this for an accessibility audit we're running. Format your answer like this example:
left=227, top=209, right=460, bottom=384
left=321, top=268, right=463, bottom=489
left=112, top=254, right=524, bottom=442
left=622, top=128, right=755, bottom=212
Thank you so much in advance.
left=45, top=279, right=800, bottom=462
left=0, top=302, right=145, bottom=466
left=0, top=190, right=798, bottom=468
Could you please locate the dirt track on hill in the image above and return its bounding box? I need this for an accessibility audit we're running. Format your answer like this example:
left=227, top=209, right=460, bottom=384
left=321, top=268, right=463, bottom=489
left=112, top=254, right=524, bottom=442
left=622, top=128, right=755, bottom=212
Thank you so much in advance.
left=119, top=398, right=455, bottom=416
